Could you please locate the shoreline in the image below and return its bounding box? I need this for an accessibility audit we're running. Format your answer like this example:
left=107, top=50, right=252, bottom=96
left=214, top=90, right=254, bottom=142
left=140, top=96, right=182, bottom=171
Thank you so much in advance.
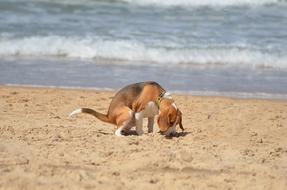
left=1, top=58, right=287, bottom=100
left=2, top=84, right=287, bottom=101
left=0, top=85, right=287, bottom=189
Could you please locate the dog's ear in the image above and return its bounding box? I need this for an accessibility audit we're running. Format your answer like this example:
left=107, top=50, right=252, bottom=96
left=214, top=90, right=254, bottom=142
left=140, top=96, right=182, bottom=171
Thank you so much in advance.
left=179, top=119, right=184, bottom=131
left=167, top=109, right=177, bottom=126
left=167, top=109, right=179, bottom=127
left=167, top=112, right=172, bottom=125
left=177, top=110, right=184, bottom=131
left=157, top=112, right=169, bottom=132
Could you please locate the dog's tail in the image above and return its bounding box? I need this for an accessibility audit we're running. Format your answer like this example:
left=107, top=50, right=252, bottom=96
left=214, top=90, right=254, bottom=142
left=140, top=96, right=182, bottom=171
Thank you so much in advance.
left=69, top=108, right=111, bottom=123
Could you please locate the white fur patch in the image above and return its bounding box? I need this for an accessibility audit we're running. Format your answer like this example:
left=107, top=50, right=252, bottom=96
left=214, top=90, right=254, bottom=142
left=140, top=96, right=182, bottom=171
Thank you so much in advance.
left=143, top=101, right=159, bottom=117
left=172, top=102, right=177, bottom=110
left=135, top=101, right=159, bottom=136
left=135, top=101, right=158, bottom=119
left=163, top=92, right=173, bottom=99
left=69, top=108, right=83, bottom=117
left=115, top=127, right=124, bottom=136
left=135, top=112, right=142, bottom=120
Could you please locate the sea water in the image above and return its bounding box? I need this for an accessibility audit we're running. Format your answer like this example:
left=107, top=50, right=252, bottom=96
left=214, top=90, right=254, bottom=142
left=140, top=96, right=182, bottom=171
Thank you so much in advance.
left=0, top=0, right=287, bottom=99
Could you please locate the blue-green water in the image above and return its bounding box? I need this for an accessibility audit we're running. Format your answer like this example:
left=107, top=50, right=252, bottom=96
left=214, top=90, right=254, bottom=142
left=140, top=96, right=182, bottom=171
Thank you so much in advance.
left=1, top=0, right=287, bottom=98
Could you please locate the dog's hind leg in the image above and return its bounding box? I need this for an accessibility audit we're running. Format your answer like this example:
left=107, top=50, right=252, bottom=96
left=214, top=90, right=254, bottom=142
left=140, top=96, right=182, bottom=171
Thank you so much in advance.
left=115, top=106, right=134, bottom=136
left=115, top=126, right=126, bottom=136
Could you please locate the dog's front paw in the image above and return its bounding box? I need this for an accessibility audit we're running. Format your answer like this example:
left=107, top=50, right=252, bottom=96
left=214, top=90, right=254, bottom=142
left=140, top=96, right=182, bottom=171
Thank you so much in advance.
left=136, top=129, right=144, bottom=136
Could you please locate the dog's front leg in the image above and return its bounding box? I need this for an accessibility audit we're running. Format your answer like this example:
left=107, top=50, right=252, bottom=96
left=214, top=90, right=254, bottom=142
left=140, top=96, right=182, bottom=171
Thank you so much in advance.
left=135, top=112, right=144, bottom=135
left=147, top=117, right=154, bottom=133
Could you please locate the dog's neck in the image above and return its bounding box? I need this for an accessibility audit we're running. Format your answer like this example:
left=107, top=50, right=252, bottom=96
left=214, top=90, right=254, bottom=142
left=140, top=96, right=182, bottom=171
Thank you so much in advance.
left=156, top=91, right=168, bottom=109
left=157, top=95, right=175, bottom=111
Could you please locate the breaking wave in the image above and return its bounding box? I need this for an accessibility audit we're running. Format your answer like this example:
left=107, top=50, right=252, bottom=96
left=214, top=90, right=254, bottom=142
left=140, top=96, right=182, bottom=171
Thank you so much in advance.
left=0, top=35, right=286, bottom=69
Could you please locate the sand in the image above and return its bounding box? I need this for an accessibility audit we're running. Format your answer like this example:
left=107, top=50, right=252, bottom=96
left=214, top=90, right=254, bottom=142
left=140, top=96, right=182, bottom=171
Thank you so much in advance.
left=0, top=85, right=286, bottom=190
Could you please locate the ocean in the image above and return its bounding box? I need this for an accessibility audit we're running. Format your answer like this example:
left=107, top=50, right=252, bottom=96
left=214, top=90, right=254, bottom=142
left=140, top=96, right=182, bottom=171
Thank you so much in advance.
left=0, top=0, right=287, bottom=99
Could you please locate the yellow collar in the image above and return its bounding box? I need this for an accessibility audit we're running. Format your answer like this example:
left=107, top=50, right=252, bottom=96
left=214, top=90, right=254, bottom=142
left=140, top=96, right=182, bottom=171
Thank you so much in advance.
left=156, top=92, right=165, bottom=109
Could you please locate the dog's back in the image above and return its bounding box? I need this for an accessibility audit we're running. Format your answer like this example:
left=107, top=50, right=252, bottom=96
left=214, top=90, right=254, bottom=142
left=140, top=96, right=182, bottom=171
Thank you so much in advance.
left=107, top=81, right=164, bottom=114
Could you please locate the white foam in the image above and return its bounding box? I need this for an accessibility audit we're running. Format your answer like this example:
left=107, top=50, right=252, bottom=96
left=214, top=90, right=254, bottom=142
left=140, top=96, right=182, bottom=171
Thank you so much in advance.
left=121, top=0, right=281, bottom=7
left=0, top=36, right=287, bottom=69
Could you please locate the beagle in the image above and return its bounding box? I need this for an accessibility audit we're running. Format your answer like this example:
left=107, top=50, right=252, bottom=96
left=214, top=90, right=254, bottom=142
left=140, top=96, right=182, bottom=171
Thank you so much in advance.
left=69, top=81, right=183, bottom=136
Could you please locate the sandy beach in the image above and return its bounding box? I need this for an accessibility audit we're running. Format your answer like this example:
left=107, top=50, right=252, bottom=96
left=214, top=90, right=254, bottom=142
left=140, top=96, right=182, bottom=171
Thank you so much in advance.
left=0, top=85, right=286, bottom=190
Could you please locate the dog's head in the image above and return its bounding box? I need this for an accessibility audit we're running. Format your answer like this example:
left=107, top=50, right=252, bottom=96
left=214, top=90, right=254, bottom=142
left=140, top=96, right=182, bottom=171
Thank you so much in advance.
left=157, top=102, right=184, bottom=136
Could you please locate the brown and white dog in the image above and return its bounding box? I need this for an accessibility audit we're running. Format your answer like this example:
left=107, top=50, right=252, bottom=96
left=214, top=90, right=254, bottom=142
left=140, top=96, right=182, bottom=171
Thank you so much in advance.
left=69, top=81, right=183, bottom=136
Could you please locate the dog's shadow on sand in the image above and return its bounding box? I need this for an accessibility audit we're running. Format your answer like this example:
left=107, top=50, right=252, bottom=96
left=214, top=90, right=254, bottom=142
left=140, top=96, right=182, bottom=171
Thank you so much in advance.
left=164, top=131, right=190, bottom=139
left=122, top=130, right=139, bottom=136
left=122, top=130, right=190, bottom=138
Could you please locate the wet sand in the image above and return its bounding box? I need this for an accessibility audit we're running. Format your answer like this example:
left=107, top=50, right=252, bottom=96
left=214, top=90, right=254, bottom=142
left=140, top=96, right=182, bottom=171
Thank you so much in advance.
left=0, top=86, right=286, bottom=190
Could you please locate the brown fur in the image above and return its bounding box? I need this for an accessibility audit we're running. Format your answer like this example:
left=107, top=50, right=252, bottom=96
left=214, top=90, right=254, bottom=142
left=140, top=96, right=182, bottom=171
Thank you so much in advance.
left=77, top=81, right=164, bottom=125
left=157, top=99, right=184, bottom=133
left=71, top=81, right=183, bottom=135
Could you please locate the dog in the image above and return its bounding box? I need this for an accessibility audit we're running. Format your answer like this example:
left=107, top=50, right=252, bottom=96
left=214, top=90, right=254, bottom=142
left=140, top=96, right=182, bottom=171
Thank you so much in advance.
left=69, top=81, right=183, bottom=136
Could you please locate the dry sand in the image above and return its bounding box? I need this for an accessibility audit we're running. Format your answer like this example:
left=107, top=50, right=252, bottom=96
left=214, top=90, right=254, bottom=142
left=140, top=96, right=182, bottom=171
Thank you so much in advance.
left=0, top=85, right=287, bottom=190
